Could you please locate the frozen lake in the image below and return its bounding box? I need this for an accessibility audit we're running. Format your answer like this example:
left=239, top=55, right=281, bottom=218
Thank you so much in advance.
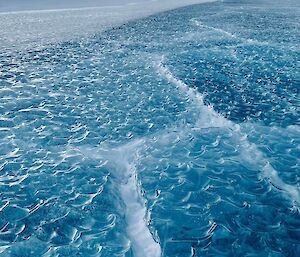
left=0, top=0, right=299, bottom=256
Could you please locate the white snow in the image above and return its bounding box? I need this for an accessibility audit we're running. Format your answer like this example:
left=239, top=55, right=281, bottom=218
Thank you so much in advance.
left=0, top=0, right=215, bottom=51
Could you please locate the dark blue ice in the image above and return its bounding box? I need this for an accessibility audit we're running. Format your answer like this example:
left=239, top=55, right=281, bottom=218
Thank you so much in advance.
left=0, top=0, right=299, bottom=256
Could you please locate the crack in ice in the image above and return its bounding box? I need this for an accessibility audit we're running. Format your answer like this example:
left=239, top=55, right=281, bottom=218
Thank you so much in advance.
left=78, top=140, right=161, bottom=257
left=155, top=57, right=300, bottom=205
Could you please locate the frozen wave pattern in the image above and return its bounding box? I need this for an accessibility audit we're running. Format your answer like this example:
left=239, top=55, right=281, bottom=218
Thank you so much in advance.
left=156, top=60, right=300, bottom=204
left=78, top=140, right=161, bottom=257
left=0, top=0, right=299, bottom=256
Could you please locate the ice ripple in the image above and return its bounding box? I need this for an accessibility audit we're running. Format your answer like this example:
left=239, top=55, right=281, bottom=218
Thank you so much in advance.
left=0, top=0, right=299, bottom=256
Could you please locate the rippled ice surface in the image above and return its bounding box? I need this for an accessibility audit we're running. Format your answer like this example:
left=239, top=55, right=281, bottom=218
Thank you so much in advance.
left=0, top=0, right=300, bottom=256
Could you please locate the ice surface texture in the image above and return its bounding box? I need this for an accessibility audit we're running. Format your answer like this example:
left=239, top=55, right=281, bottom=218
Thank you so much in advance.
left=0, top=0, right=299, bottom=256
left=0, top=0, right=214, bottom=52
